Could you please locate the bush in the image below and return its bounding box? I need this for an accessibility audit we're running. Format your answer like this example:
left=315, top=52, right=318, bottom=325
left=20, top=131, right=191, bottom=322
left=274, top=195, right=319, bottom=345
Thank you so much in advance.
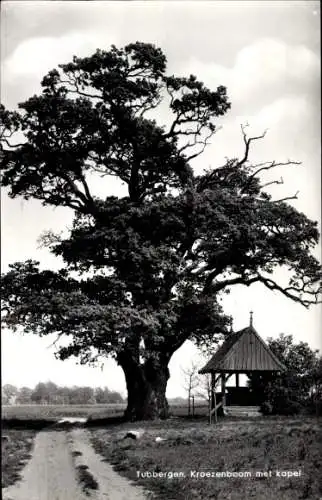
left=260, top=401, right=273, bottom=415
left=304, top=395, right=322, bottom=416
left=272, top=399, right=302, bottom=416
left=314, top=400, right=322, bottom=416
left=250, top=335, right=322, bottom=417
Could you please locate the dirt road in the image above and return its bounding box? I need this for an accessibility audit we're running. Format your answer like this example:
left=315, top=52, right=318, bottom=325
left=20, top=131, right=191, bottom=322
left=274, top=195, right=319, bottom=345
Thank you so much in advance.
left=2, top=428, right=150, bottom=500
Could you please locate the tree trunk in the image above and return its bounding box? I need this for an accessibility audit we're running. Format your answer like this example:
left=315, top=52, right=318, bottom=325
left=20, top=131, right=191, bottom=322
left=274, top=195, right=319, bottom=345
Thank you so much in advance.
left=118, top=350, right=170, bottom=421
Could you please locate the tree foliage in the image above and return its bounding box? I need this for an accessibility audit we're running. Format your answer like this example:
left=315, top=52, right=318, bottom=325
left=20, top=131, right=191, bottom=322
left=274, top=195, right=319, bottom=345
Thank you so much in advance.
left=2, top=384, right=18, bottom=405
left=2, top=382, right=124, bottom=405
left=249, top=334, right=322, bottom=415
left=1, top=42, right=321, bottom=419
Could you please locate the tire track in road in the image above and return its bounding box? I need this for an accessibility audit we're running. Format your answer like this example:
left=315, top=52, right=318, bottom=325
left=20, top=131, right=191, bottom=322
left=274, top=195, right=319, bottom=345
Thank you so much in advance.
left=3, top=430, right=86, bottom=500
left=2, top=427, right=151, bottom=500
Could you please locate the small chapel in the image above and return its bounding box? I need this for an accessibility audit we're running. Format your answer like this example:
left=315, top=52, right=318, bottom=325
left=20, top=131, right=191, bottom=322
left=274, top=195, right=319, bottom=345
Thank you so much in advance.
left=199, top=312, right=286, bottom=421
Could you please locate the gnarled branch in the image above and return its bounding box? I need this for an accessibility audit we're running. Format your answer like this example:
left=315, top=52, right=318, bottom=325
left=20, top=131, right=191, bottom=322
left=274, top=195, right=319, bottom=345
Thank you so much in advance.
left=274, top=191, right=299, bottom=203
left=236, top=123, right=267, bottom=168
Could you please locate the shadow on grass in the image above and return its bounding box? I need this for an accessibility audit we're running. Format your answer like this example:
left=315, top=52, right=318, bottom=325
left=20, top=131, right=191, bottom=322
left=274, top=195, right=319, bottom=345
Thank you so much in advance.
left=2, top=412, right=271, bottom=432
left=1, top=418, right=55, bottom=430
left=2, top=414, right=127, bottom=431
left=2, top=416, right=126, bottom=430
left=85, top=415, right=126, bottom=427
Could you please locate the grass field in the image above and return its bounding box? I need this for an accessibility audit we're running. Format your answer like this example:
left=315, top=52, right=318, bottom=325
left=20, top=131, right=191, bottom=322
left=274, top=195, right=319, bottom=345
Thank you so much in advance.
left=1, top=403, right=126, bottom=420
left=90, top=416, right=322, bottom=500
left=1, top=402, right=207, bottom=423
left=4, top=404, right=318, bottom=499
left=2, top=429, right=37, bottom=488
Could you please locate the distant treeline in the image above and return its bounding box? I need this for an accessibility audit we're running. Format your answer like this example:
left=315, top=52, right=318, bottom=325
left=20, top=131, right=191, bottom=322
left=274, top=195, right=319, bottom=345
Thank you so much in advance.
left=2, top=382, right=124, bottom=405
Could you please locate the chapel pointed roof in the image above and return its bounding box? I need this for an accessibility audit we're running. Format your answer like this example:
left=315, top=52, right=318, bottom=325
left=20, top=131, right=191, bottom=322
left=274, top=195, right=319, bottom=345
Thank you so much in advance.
left=199, top=313, right=286, bottom=374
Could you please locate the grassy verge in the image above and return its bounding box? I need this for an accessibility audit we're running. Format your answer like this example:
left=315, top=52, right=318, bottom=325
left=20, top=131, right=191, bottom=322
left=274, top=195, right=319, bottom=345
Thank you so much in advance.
left=90, top=417, right=322, bottom=500
left=1, top=429, right=37, bottom=488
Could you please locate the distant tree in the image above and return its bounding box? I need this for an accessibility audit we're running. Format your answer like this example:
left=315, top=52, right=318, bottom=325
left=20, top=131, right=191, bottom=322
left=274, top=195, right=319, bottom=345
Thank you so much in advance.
left=68, top=387, right=79, bottom=405
left=181, top=362, right=200, bottom=415
left=196, top=373, right=212, bottom=406
left=30, top=382, right=58, bottom=404
left=82, top=387, right=95, bottom=404
left=108, top=390, right=124, bottom=404
left=16, top=386, right=33, bottom=404
left=2, top=384, right=18, bottom=405
left=168, top=397, right=186, bottom=406
left=249, top=334, right=321, bottom=415
left=94, top=387, right=107, bottom=404
left=55, top=386, right=71, bottom=405
left=69, top=386, right=95, bottom=405
left=31, top=382, right=49, bottom=404
left=1, top=42, right=321, bottom=421
left=45, top=382, right=59, bottom=403
left=22, top=382, right=122, bottom=405
left=94, top=387, right=123, bottom=404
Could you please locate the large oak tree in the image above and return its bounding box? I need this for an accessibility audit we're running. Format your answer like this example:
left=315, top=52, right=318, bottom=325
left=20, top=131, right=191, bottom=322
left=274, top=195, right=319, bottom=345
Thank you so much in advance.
left=1, top=43, right=321, bottom=420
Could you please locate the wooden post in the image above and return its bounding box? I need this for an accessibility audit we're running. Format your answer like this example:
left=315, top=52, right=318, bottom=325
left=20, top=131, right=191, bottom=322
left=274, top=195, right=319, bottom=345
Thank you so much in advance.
left=209, top=372, right=223, bottom=424
left=235, top=373, right=239, bottom=388
left=211, top=373, right=215, bottom=410
left=192, top=395, right=195, bottom=417
left=209, top=373, right=216, bottom=424
left=221, top=372, right=226, bottom=415
left=209, top=373, right=213, bottom=424
left=214, top=390, right=218, bottom=423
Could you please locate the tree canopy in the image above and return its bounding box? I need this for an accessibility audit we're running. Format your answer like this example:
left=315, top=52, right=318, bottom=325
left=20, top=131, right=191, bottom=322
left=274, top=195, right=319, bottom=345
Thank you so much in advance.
left=1, top=42, right=321, bottom=419
left=2, top=382, right=124, bottom=405
left=249, top=334, right=322, bottom=415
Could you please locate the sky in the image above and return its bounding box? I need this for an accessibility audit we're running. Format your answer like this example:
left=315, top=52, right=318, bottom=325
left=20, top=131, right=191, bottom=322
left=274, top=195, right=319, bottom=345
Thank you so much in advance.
left=1, top=1, right=321, bottom=398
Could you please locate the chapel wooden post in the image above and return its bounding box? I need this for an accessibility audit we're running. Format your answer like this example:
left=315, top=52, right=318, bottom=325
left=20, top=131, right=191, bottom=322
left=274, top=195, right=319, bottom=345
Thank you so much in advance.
left=209, top=373, right=214, bottom=424
left=213, top=387, right=218, bottom=423
left=211, top=373, right=215, bottom=409
left=221, top=372, right=226, bottom=413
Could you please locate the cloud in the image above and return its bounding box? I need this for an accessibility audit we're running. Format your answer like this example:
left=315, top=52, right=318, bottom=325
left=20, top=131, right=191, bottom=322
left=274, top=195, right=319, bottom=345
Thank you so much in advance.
left=192, top=94, right=315, bottom=165
left=182, top=38, right=319, bottom=113
left=3, top=33, right=319, bottom=216
left=1, top=30, right=117, bottom=107
left=3, top=31, right=114, bottom=80
left=236, top=96, right=311, bottom=141
left=191, top=90, right=320, bottom=225
left=233, top=38, right=319, bottom=95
